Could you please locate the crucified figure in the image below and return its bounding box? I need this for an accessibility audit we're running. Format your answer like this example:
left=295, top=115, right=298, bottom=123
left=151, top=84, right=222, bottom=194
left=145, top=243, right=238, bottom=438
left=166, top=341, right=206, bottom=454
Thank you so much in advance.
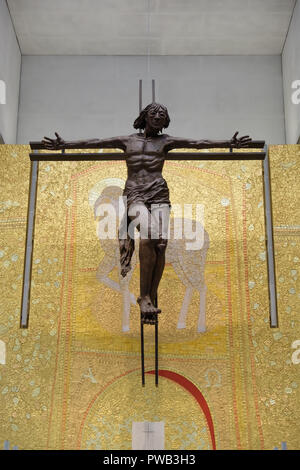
left=42, top=103, right=252, bottom=322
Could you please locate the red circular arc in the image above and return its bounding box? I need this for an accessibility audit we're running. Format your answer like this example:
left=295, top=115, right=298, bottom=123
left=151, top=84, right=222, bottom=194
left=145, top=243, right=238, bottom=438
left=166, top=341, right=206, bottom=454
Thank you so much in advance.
left=147, top=369, right=216, bottom=450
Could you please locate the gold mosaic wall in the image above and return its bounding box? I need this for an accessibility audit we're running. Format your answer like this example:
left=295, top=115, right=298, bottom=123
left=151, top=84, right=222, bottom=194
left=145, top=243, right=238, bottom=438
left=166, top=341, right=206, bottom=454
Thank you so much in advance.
left=0, top=145, right=299, bottom=450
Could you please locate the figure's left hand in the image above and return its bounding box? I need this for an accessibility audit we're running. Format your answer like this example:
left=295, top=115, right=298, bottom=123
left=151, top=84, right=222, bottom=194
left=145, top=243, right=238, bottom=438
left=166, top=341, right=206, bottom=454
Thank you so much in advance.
left=230, top=131, right=252, bottom=148
left=42, top=132, right=65, bottom=150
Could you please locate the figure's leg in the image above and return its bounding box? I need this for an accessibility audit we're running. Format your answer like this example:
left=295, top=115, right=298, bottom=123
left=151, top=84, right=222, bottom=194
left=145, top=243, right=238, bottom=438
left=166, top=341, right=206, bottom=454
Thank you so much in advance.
left=150, top=239, right=167, bottom=304
left=138, top=238, right=161, bottom=313
left=128, top=203, right=160, bottom=314
left=149, top=204, right=170, bottom=303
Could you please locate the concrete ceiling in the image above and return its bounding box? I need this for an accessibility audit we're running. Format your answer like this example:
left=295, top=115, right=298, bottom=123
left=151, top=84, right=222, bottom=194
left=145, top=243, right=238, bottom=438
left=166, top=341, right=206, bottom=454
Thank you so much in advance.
left=7, top=0, right=296, bottom=55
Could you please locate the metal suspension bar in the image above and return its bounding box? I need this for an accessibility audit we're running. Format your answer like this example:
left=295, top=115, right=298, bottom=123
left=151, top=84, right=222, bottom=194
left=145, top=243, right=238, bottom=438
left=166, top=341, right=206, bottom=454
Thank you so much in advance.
left=262, top=145, right=278, bottom=327
left=152, top=79, right=155, bottom=103
left=29, top=150, right=266, bottom=162
left=20, top=153, right=39, bottom=328
left=154, top=295, right=158, bottom=387
left=141, top=315, right=145, bottom=387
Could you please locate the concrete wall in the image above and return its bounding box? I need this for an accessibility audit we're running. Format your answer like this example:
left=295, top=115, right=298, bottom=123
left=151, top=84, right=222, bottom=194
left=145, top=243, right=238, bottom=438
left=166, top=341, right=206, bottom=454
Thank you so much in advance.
left=0, top=0, right=21, bottom=143
left=282, top=0, right=300, bottom=144
left=17, top=55, right=285, bottom=145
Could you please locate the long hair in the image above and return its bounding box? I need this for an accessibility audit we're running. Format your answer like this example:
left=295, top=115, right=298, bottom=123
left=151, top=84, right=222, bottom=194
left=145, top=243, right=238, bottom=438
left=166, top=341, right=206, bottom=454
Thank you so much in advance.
left=133, top=102, right=170, bottom=131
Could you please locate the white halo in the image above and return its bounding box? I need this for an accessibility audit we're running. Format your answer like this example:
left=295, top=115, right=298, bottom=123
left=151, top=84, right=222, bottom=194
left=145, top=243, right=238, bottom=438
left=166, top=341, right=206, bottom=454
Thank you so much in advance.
left=88, top=178, right=125, bottom=208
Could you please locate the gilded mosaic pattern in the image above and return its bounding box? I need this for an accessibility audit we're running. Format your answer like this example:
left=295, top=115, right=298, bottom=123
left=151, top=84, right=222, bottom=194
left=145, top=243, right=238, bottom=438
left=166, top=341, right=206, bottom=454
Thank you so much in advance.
left=0, top=145, right=299, bottom=450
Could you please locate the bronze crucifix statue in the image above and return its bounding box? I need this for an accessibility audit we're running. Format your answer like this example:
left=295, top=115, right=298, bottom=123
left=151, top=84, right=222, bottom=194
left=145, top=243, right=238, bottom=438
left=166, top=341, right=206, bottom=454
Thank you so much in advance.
left=42, top=102, right=252, bottom=323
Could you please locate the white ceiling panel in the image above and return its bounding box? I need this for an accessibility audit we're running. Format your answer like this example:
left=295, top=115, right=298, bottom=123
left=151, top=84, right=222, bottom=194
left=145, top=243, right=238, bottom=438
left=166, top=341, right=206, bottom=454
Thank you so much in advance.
left=7, top=0, right=296, bottom=55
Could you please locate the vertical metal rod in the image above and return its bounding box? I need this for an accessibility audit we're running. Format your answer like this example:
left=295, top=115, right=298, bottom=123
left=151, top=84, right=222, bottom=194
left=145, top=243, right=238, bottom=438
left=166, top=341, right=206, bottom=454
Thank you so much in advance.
left=20, top=156, right=39, bottom=328
left=154, top=294, right=158, bottom=386
left=139, top=79, right=143, bottom=135
left=152, top=79, right=155, bottom=103
left=139, top=79, right=143, bottom=113
left=141, top=316, right=145, bottom=386
left=262, top=145, right=278, bottom=328
left=155, top=319, right=158, bottom=387
left=138, top=78, right=145, bottom=386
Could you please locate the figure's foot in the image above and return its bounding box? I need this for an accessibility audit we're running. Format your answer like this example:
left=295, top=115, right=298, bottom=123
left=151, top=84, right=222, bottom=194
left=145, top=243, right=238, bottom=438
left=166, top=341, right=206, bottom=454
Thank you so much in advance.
left=150, top=291, right=157, bottom=306
left=141, top=311, right=158, bottom=325
left=137, top=296, right=159, bottom=324
left=137, top=295, right=161, bottom=314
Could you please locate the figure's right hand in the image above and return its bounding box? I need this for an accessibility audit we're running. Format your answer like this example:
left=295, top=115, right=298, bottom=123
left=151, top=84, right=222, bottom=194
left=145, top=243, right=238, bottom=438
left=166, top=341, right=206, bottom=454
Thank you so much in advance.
left=42, top=132, right=65, bottom=150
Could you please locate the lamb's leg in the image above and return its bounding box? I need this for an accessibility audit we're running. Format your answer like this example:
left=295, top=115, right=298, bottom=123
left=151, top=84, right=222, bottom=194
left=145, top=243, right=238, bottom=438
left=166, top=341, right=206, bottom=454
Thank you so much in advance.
left=97, top=254, right=135, bottom=333
left=177, top=285, right=193, bottom=329
left=119, top=274, right=132, bottom=332
left=96, top=255, right=136, bottom=305
left=198, top=284, right=207, bottom=333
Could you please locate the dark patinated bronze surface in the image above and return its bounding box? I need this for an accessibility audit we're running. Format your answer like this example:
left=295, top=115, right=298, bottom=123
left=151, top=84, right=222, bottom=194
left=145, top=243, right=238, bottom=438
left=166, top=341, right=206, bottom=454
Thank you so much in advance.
left=42, top=102, right=253, bottom=320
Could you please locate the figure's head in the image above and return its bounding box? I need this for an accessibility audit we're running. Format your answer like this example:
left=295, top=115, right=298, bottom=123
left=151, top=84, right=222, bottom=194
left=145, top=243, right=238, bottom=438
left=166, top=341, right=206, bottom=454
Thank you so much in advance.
left=133, top=102, right=170, bottom=132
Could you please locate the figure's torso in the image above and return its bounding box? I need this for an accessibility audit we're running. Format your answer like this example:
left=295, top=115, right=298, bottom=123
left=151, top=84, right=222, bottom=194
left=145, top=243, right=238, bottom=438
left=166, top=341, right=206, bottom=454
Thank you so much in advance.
left=125, top=134, right=168, bottom=186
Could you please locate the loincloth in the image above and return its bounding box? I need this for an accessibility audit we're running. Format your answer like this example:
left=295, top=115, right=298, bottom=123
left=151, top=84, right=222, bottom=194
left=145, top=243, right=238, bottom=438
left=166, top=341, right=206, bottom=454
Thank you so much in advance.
left=118, top=178, right=171, bottom=277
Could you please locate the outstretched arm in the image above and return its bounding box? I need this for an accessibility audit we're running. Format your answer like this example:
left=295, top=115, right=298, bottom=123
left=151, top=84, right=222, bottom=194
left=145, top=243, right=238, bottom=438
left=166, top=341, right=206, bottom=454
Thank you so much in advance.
left=164, top=132, right=252, bottom=152
left=42, top=132, right=128, bottom=151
